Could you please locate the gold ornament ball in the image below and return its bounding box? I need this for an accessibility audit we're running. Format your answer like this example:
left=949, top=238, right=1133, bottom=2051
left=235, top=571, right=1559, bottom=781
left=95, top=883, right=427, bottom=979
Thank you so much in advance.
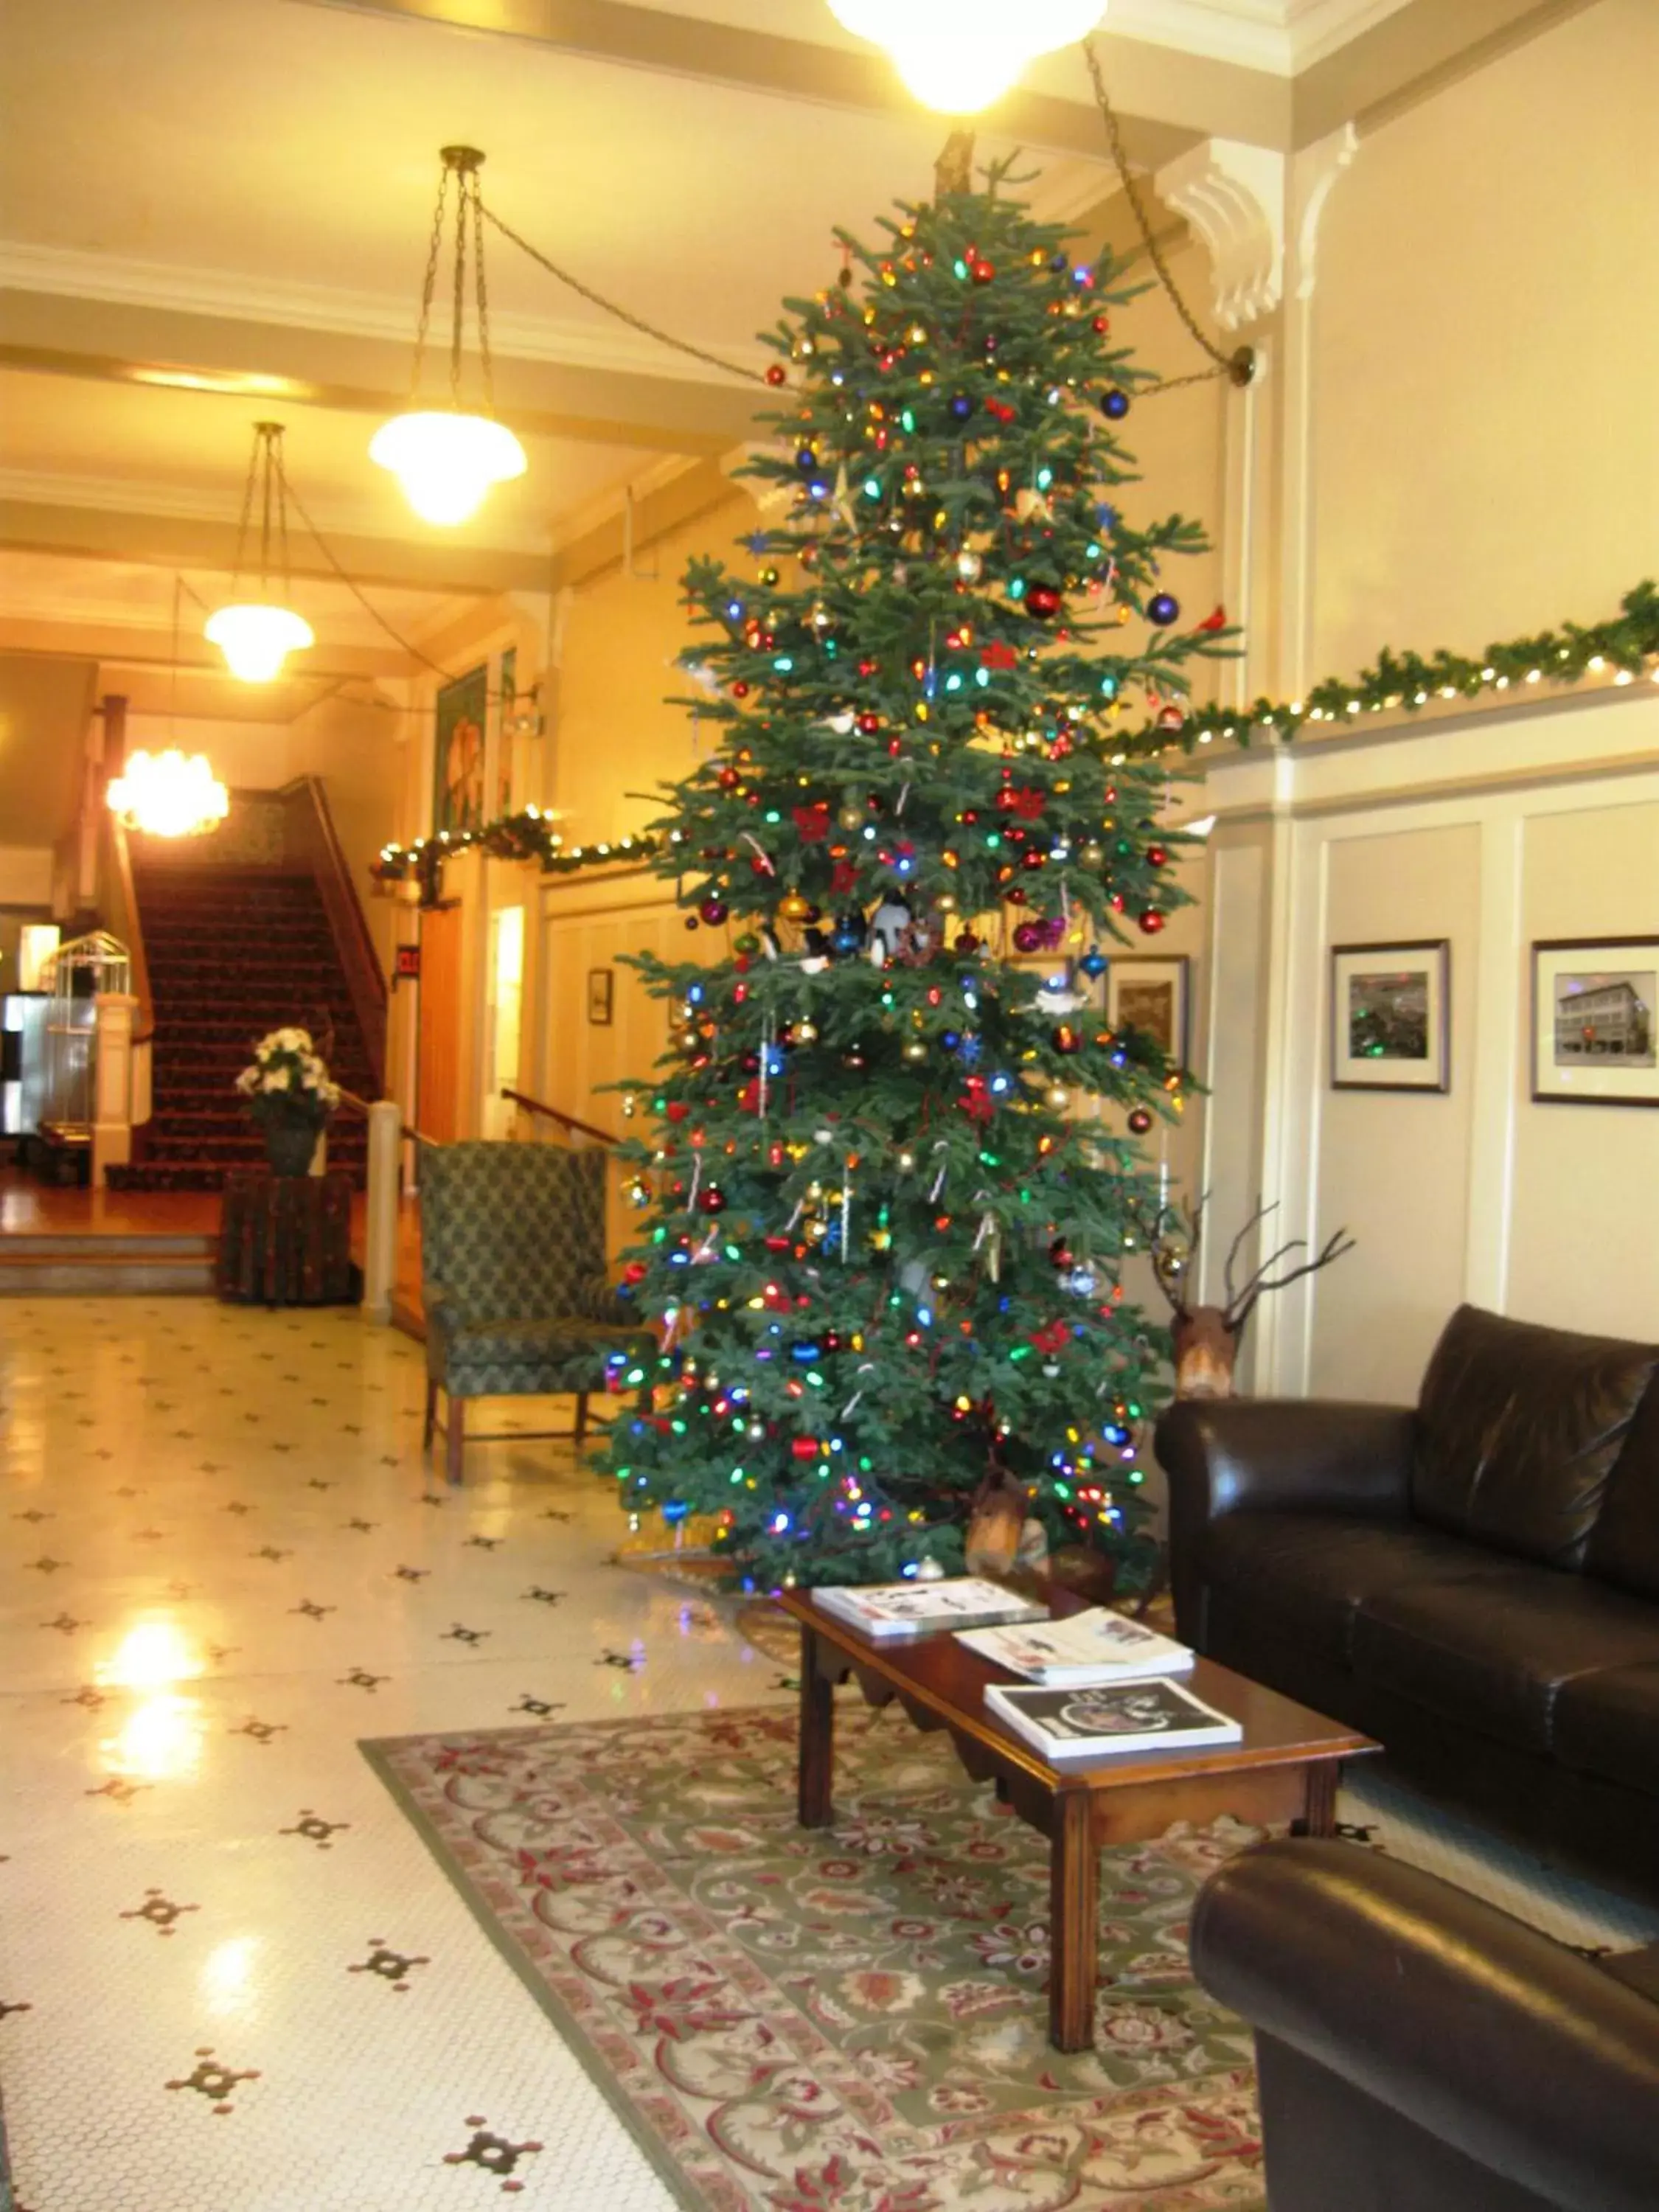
left=1082, top=841, right=1105, bottom=866
left=778, top=891, right=813, bottom=922
left=794, top=1017, right=818, bottom=1043
left=902, top=1039, right=929, bottom=1063
left=956, top=549, right=983, bottom=583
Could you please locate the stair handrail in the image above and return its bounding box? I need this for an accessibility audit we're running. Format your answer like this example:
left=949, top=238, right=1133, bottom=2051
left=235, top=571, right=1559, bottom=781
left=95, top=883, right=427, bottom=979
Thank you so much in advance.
left=278, top=775, right=386, bottom=1093
left=100, top=810, right=155, bottom=1045
left=335, top=1088, right=437, bottom=1149
left=500, top=1086, right=616, bottom=1148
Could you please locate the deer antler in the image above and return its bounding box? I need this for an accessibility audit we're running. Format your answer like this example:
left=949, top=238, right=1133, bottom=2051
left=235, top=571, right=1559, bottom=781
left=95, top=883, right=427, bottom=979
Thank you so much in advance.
left=1146, top=1192, right=1204, bottom=1318
left=1222, top=1197, right=1278, bottom=1314
left=1227, top=1225, right=1357, bottom=1333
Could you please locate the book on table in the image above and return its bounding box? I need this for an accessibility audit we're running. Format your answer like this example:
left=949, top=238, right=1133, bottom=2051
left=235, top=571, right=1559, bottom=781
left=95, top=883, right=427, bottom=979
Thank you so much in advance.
left=811, top=1576, right=1048, bottom=1639
left=984, top=1677, right=1244, bottom=1761
left=954, top=1607, right=1194, bottom=1685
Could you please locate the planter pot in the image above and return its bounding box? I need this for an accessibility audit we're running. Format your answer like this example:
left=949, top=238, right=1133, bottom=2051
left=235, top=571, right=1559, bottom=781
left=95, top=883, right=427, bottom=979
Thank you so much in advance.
left=260, top=1118, right=324, bottom=1178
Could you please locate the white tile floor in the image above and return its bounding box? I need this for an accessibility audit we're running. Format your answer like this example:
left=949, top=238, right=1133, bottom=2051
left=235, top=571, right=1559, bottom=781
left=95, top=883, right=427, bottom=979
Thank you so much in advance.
left=0, top=1297, right=794, bottom=2212
left=3, top=1298, right=1654, bottom=2212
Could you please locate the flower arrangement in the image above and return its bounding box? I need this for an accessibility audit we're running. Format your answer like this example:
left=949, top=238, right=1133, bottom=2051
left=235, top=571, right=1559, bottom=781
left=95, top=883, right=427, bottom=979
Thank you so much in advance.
left=235, top=1027, right=341, bottom=1156
left=236, top=1026, right=341, bottom=1119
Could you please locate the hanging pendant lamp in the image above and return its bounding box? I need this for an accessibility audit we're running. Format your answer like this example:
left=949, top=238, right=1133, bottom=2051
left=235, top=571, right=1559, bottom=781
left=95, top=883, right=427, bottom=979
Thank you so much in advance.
left=372, top=146, right=527, bottom=526
left=825, top=1, right=1107, bottom=113
left=206, top=423, right=316, bottom=683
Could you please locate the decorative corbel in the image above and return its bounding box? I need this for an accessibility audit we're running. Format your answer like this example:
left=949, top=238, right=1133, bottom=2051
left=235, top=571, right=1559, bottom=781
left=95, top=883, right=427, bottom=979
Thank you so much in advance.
left=1152, top=139, right=1288, bottom=330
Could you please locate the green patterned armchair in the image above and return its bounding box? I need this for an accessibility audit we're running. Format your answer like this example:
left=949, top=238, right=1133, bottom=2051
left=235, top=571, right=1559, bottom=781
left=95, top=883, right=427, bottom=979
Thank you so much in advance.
left=418, top=1141, right=650, bottom=1484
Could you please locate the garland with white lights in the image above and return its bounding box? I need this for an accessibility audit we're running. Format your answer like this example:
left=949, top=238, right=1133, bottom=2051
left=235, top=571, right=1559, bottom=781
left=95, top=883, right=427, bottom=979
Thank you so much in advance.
left=370, top=580, right=1659, bottom=897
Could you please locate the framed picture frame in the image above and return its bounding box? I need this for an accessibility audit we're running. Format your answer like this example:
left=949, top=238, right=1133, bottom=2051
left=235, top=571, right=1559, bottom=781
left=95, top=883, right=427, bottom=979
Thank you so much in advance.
left=1531, top=938, right=1659, bottom=1107
left=1103, top=955, right=1192, bottom=1069
left=1330, top=939, right=1450, bottom=1093
left=587, top=967, right=614, bottom=1026
left=432, top=662, right=487, bottom=838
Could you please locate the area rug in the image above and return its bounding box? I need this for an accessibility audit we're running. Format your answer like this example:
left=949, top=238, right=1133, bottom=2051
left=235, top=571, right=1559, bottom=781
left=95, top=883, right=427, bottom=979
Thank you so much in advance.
left=365, top=1704, right=1267, bottom=2211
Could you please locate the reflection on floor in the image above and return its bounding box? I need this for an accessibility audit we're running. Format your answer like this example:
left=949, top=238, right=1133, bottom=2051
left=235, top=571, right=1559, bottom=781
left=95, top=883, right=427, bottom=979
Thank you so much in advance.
left=0, top=1296, right=785, bottom=2211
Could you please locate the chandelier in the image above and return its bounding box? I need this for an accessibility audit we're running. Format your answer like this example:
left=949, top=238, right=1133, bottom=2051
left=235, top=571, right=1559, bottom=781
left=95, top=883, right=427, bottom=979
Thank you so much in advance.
left=826, top=1, right=1107, bottom=112
left=372, top=146, right=527, bottom=526
left=206, top=422, right=315, bottom=682
left=107, top=749, right=229, bottom=840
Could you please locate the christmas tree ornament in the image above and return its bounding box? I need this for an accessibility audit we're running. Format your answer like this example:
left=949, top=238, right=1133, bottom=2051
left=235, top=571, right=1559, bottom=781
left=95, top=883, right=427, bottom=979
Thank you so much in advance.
left=1127, top=1107, right=1154, bottom=1135
left=1137, top=909, right=1167, bottom=935
left=1025, top=584, right=1063, bottom=619
left=778, top=891, right=814, bottom=922
left=1079, top=945, right=1108, bottom=978
left=1100, top=388, right=1130, bottom=420
left=698, top=895, right=728, bottom=925
left=1148, top=592, right=1180, bottom=626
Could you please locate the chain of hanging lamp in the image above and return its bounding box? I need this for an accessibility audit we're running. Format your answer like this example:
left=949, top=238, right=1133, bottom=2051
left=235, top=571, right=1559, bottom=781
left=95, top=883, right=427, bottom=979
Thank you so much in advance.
left=409, top=147, right=499, bottom=412
left=228, top=422, right=296, bottom=597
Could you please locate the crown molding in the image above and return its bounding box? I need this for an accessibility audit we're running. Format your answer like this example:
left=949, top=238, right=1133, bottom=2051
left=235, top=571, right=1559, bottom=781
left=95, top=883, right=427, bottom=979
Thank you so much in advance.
left=0, top=241, right=766, bottom=389
left=1106, top=0, right=1411, bottom=76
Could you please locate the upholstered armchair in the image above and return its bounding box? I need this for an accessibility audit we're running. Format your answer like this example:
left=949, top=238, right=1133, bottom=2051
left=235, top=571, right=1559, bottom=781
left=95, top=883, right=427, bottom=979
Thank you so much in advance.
left=418, top=1141, right=651, bottom=1484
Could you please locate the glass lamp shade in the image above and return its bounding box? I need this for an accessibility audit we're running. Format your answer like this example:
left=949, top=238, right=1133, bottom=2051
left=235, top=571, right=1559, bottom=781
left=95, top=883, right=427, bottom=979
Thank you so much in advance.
left=369, top=409, right=528, bottom=526
left=826, top=0, right=1106, bottom=111
left=106, top=750, right=230, bottom=840
left=205, top=602, right=315, bottom=684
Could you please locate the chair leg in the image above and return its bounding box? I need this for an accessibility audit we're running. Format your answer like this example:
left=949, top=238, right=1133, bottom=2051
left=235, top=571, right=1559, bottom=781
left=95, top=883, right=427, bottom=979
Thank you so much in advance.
left=422, top=1379, right=437, bottom=1453
left=446, top=1396, right=466, bottom=1487
left=574, top=1391, right=588, bottom=1447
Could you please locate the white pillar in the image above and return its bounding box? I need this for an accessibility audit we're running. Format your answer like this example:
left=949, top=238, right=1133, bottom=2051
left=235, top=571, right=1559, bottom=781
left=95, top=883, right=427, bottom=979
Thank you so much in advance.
left=91, top=991, right=138, bottom=1187
left=364, top=1099, right=403, bottom=1323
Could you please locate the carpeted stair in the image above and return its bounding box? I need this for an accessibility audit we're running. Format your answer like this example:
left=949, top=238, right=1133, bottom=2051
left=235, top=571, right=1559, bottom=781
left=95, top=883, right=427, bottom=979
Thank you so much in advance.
left=108, top=868, right=377, bottom=1193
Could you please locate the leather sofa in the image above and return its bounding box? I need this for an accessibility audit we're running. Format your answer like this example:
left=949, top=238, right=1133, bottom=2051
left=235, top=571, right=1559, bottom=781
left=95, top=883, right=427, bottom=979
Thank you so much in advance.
left=1156, top=1305, right=1659, bottom=1897
left=1190, top=1837, right=1659, bottom=2212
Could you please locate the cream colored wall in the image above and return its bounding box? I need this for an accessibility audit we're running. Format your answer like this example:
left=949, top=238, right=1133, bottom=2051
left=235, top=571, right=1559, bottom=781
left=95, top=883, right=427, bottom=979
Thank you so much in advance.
left=551, top=492, right=751, bottom=848
left=1507, top=795, right=1659, bottom=1332
left=1307, top=821, right=1482, bottom=1399
left=1309, top=0, right=1659, bottom=679
left=1202, top=687, right=1659, bottom=1405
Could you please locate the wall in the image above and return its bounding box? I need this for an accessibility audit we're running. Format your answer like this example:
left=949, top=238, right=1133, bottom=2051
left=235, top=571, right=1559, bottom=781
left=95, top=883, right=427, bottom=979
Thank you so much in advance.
left=1201, top=686, right=1659, bottom=1405
left=1309, top=0, right=1659, bottom=678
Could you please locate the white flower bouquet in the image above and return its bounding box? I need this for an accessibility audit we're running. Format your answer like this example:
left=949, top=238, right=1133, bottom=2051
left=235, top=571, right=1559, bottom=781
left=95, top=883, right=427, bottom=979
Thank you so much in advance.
left=235, top=1027, right=342, bottom=1131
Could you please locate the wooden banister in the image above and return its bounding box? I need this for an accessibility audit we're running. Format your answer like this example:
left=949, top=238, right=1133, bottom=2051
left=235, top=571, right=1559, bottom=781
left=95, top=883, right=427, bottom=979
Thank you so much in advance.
left=336, top=1088, right=434, bottom=1149
left=500, top=1087, right=616, bottom=1147
left=279, top=776, right=387, bottom=1092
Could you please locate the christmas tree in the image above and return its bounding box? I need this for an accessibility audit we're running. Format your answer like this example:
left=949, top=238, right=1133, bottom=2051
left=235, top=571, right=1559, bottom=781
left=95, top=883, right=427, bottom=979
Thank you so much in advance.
left=597, top=159, right=1230, bottom=1591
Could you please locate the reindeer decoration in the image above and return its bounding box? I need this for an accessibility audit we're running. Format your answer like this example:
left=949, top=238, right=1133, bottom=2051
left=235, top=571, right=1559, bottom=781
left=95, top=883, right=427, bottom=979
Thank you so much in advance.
left=1150, top=1197, right=1356, bottom=1398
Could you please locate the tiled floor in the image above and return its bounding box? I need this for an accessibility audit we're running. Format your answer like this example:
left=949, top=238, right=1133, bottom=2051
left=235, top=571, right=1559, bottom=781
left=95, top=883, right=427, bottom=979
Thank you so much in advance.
left=4, top=1296, right=1655, bottom=2212
left=0, top=1295, right=790, bottom=2211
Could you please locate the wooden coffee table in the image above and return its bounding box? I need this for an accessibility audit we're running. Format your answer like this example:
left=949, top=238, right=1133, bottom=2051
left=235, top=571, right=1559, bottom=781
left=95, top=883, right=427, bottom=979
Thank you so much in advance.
left=779, top=1588, right=1379, bottom=2052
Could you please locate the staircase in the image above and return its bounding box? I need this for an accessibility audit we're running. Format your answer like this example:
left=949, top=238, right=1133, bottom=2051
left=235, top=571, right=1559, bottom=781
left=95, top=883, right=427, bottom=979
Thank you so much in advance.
left=0, top=1231, right=216, bottom=1295
left=108, top=868, right=378, bottom=1193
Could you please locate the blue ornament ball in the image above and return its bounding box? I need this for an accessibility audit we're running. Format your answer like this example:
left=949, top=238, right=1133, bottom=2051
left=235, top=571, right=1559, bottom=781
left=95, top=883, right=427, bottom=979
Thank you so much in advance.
left=949, top=393, right=974, bottom=422
left=1079, top=946, right=1108, bottom=979
left=1100, top=389, right=1130, bottom=420
left=1148, top=592, right=1180, bottom=626
left=795, top=446, right=818, bottom=473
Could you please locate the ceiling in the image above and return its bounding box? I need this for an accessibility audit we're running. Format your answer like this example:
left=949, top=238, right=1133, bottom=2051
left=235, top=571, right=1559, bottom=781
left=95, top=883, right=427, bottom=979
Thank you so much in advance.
left=0, top=0, right=1573, bottom=769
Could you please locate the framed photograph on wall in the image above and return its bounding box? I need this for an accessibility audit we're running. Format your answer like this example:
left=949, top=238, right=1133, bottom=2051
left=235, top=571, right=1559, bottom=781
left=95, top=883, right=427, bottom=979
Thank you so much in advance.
left=1531, top=939, right=1659, bottom=1107
left=1103, top=956, right=1192, bottom=1069
left=1330, top=939, right=1450, bottom=1092
left=587, top=967, right=615, bottom=1026
left=432, top=662, right=487, bottom=838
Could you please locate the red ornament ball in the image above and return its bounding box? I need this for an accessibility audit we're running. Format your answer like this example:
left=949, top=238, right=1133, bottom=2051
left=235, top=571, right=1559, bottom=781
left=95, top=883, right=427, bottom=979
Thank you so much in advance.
left=765, top=364, right=787, bottom=386
left=1025, top=585, right=1063, bottom=619
left=1012, top=922, right=1043, bottom=953
left=1146, top=845, right=1169, bottom=868
left=1127, top=1107, right=1154, bottom=1135
left=790, top=1436, right=819, bottom=1461
left=699, top=897, right=728, bottom=925
left=855, top=712, right=882, bottom=735
left=1138, top=910, right=1167, bottom=936
left=700, top=1186, right=727, bottom=1214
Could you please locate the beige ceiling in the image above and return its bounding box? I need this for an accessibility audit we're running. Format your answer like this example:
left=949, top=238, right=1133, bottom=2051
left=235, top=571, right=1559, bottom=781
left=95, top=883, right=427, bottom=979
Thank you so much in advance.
left=0, top=0, right=1579, bottom=782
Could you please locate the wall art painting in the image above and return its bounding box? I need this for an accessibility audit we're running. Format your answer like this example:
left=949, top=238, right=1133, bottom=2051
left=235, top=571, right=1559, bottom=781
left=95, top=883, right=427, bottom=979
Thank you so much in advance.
left=1330, top=939, right=1450, bottom=1092
left=432, top=663, right=487, bottom=839
left=1531, top=938, right=1658, bottom=1106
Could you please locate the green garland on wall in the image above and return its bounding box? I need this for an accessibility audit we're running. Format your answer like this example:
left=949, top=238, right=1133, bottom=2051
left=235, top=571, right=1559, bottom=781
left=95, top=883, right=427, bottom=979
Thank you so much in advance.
left=370, top=580, right=1658, bottom=896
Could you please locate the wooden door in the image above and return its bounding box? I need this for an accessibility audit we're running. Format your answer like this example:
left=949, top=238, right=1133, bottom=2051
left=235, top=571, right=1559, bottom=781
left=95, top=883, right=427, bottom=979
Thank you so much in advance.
left=416, top=903, right=462, bottom=1143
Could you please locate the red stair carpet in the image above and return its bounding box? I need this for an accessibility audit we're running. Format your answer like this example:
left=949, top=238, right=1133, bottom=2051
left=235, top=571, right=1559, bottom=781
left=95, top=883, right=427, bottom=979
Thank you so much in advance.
left=108, top=868, right=377, bottom=1194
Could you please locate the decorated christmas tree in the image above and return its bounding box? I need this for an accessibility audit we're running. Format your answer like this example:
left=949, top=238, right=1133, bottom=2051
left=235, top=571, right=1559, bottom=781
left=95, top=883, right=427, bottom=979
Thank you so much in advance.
left=597, top=157, right=1231, bottom=1591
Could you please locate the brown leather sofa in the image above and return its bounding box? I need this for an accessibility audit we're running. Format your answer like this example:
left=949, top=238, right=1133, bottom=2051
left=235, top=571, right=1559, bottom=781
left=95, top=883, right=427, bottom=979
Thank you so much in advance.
left=1190, top=1838, right=1659, bottom=2212
left=1156, top=1305, right=1659, bottom=1897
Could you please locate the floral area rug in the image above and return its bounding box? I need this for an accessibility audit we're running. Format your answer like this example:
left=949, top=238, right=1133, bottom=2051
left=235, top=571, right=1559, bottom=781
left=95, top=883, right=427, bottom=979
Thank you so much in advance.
left=364, top=1705, right=1267, bottom=2211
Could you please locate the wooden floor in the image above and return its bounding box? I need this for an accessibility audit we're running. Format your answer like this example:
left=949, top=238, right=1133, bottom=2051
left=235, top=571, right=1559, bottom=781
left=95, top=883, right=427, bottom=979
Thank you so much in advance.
left=0, top=1165, right=425, bottom=1315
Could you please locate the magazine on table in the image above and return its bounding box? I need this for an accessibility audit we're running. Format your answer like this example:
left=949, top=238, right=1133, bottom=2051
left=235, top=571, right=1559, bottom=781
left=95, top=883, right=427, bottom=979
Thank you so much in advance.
left=811, top=1576, right=1047, bottom=1639
left=954, top=1607, right=1194, bottom=1685
left=984, top=1676, right=1243, bottom=1761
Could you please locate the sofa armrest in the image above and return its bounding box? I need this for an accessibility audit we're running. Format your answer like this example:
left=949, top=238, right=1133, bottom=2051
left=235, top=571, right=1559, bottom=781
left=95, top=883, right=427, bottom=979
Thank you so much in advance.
left=1156, top=1397, right=1414, bottom=1641
left=1191, top=1840, right=1659, bottom=2212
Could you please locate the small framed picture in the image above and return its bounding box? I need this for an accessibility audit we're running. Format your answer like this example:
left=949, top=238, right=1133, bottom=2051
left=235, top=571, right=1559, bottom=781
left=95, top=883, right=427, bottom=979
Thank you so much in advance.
left=1103, top=956, right=1192, bottom=1068
left=1531, top=939, right=1659, bottom=1107
left=1330, top=940, right=1450, bottom=1092
left=587, top=967, right=614, bottom=1026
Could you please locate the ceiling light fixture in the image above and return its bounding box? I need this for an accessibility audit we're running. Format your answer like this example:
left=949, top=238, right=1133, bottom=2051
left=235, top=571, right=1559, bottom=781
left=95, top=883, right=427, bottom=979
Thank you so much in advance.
left=825, top=1, right=1107, bottom=114
left=372, top=146, right=527, bottom=526
left=206, top=422, right=315, bottom=683
left=108, top=750, right=229, bottom=841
